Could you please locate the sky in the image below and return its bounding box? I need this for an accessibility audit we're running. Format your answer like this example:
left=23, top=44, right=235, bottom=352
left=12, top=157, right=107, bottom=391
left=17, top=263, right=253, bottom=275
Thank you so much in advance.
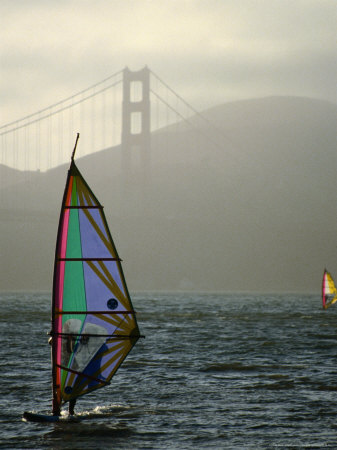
left=1, top=0, right=336, bottom=125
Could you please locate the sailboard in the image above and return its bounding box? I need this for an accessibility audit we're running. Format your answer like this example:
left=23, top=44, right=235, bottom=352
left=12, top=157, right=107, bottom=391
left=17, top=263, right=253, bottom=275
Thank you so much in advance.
left=322, top=269, right=337, bottom=309
left=23, top=134, right=143, bottom=422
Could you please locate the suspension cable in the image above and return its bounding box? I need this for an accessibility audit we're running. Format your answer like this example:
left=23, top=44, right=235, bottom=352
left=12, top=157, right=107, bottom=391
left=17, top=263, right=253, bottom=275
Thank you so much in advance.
left=1, top=79, right=122, bottom=136
left=0, top=70, right=123, bottom=131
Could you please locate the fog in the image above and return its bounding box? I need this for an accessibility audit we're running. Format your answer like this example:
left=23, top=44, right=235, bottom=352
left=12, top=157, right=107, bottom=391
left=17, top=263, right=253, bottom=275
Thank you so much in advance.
left=1, top=0, right=336, bottom=122
left=1, top=96, right=336, bottom=292
left=1, top=0, right=337, bottom=292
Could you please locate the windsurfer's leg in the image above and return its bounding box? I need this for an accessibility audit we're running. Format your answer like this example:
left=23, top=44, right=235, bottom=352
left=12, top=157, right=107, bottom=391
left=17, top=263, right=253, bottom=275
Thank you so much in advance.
left=69, top=399, right=76, bottom=415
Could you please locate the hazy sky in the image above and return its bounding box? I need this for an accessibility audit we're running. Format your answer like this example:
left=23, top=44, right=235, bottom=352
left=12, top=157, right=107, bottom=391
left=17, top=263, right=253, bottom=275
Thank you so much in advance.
left=1, top=0, right=336, bottom=124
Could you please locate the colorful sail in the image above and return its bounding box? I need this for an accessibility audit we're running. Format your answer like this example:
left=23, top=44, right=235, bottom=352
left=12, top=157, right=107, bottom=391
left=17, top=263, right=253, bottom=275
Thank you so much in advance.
left=322, top=269, right=337, bottom=310
left=51, top=136, right=141, bottom=415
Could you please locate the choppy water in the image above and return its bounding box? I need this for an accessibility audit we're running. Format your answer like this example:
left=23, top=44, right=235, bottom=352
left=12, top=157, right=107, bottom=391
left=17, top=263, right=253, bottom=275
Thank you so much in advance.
left=1, top=292, right=337, bottom=449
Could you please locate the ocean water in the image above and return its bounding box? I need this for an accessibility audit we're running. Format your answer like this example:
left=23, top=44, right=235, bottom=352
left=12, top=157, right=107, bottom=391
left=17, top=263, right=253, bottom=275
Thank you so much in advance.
left=1, top=292, right=337, bottom=449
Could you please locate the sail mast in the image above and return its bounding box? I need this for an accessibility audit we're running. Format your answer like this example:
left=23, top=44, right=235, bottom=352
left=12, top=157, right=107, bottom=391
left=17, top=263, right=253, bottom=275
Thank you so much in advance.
left=71, top=133, right=80, bottom=161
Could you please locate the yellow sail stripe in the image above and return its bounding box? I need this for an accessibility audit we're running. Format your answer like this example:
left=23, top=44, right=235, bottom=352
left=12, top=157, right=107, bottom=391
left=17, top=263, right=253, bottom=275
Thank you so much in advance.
left=95, top=313, right=124, bottom=327
left=330, top=295, right=337, bottom=305
left=65, top=340, right=132, bottom=397
left=76, top=177, right=128, bottom=303
left=86, top=260, right=119, bottom=298
left=93, top=339, right=127, bottom=360
left=84, top=208, right=115, bottom=256
left=76, top=178, right=116, bottom=258
left=76, top=176, right=94, bottom=207
left=95, top=313, right=134, bottom=330
left=98, top=260, right=128, bottom=307
left=62, top=332, right=128, bottom=397
left=76, top=174, right=131, bottom=311
left=91, top=341, right=132, bottom=381
left=86, top=260, right=129, bottom=309
left=327, top=273, right=337, bottom=294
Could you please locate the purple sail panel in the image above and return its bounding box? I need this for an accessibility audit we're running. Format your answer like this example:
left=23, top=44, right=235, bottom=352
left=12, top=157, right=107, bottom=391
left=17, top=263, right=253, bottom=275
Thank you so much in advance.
left=83, top=260, right=127, bottom=311
left=78, top=208, right=112, bottom=259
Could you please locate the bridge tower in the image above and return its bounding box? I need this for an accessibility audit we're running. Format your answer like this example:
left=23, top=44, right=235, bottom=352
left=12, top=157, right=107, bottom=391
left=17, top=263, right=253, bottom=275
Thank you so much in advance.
left=121, top=66, right=151, bottom=179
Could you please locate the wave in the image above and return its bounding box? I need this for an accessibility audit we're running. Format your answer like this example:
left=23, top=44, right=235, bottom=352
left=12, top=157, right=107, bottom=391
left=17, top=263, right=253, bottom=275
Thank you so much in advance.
left=201, top=362, right=304, bottom=372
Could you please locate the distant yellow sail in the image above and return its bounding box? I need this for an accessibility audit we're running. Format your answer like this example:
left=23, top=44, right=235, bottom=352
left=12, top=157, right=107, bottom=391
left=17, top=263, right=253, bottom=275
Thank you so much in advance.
left=322, top=269, right=337, bottom=309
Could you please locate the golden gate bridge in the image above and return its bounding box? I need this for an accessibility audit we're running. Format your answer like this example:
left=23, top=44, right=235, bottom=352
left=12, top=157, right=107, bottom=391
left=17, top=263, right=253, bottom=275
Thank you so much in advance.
left=0, top=66, right=229, bottom=290
left=0, top=66, right=218, bottom=173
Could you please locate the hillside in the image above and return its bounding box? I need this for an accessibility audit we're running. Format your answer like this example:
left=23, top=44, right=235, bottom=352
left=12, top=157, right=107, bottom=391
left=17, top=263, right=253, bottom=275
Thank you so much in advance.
left=1, top=96, right=337, bottom=292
